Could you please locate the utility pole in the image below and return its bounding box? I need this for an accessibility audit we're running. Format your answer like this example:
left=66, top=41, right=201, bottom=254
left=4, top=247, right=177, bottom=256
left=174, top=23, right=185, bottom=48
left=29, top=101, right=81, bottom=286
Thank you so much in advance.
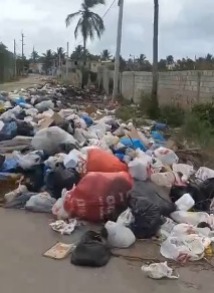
left=21, top=32, right=25, bottom=74
left=151, top=0, right=159, bottom=116
left=14, top=39, right=17, bottom=78
left=113, top=0, right=124, bottom=99
left=66, top=42, right=70, bottom=79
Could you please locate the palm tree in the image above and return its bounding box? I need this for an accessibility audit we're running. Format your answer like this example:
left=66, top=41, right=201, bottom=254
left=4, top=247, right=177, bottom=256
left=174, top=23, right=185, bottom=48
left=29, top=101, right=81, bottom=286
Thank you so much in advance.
left=55, top=47, right=65, bottom=66
left=139, top=54, right=146, bottom=62
left=101, top=49, right=111, bottom=61
left=31, top=48, right=40, bottom=63
left=65, top=0, right=105, bottom=56
left=42, top=49, right=54, bottom=74
left=166, top=55, right=174, bottom=65
left=151, top=0, right=159, bottom=118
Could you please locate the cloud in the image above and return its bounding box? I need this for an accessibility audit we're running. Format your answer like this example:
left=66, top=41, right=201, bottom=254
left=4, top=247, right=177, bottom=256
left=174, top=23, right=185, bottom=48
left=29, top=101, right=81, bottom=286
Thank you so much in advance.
left=0, top=0, right=213, bottom=60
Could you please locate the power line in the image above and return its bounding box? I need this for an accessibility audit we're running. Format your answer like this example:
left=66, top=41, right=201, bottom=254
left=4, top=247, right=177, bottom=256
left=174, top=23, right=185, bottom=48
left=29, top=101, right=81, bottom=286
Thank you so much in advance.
left=102, top=0, right=117, bottom=18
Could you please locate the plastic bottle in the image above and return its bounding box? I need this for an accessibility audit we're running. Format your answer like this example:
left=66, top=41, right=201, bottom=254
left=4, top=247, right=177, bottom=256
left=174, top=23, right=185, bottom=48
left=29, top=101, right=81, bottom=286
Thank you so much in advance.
left=175, top=193, right=195, bottom=211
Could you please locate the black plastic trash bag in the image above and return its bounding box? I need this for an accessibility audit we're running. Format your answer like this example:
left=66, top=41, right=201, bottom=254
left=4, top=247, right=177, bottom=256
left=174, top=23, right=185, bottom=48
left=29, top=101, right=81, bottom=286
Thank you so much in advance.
left=129, top=197, right=163, bottom=239
left=16, top=120, right=34, bottom=136
left=170, top=179, right=214, bottom=211
left=45, top=164, right=80, bottom=199
left=128, top=180, right=176, bottom=217
left=71, top=231, right=111, bottom=267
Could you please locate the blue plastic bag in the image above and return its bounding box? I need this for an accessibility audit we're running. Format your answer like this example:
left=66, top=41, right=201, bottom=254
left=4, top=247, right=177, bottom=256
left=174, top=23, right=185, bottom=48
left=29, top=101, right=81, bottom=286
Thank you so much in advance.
left=1, top=158, right=18, bottom=172
left=15, top=97, right=26, bottom=106
left=0, top=121, right=17, bottom=141
left=153, top=122, right=168, bottom=131
left=81, top=114, right=93, bottom=127
left=120, top=137, right=147, bottom=152
left=151, top=131, right=165, bottom=144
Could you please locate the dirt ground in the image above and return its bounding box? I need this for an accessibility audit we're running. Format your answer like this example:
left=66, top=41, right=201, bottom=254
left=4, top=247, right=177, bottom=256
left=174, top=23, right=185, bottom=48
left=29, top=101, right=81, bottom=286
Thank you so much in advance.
left=0, top=208, right=213, bottom=293
left=0, top=74, right=47, bottom=92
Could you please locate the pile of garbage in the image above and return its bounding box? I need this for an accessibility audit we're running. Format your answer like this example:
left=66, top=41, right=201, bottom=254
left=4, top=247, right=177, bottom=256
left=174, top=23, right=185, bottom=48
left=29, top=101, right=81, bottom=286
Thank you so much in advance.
left=1, top=82, right=214, bottom=273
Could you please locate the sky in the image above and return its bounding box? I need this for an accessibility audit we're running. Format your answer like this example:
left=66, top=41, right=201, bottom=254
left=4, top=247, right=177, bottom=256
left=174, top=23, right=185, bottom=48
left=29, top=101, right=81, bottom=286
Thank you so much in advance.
left=0, top=0, right=213, bottom=61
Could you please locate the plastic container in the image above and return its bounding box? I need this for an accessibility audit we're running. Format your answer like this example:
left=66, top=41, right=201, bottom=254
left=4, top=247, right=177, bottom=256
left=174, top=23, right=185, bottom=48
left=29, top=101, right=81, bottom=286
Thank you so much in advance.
left=175, top=193, right=195, bottom=211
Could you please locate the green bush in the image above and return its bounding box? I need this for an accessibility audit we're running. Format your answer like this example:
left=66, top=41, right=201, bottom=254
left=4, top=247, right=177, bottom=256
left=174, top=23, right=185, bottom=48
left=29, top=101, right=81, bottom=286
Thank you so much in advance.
left=140, top=94, right=184, bottom=126
left=192, top=102, right=214, bottom=127
left=115, top=105, right=137, bottom=121
left=159, top=105, right=185, bottom=127
left=182, top=112, right=214, bottom=147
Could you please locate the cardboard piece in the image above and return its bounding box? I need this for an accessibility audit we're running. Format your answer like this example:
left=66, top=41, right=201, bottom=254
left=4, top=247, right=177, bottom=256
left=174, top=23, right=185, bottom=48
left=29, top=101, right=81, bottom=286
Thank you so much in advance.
left=84, top=105, right=97, bottom=115
left=43, top=242, right=75, bottom=260
left=39, top=113, right=64, bottom=130
left=127, top=127, right=150, bottom=147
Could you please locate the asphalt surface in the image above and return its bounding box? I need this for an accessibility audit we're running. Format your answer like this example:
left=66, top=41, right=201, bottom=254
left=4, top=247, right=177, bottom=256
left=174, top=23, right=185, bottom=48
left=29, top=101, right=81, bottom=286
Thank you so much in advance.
left=0, top=208, right=213, bottom=293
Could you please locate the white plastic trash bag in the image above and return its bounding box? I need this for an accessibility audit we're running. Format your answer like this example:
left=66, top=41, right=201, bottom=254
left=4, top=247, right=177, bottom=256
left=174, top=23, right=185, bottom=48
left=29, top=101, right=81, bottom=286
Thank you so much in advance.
left=105, top=221, right=136, bottom=248
left=160, top=218, right=176, bottom=239
left=160, top=235, right=207, bottom=262
left=128, top=158, right=149, bottom=181
left=141, top=262, right=179, bottom=279
left=151, top=172, right=176, bottom=188
left=117, top=208, right=134, bottom=226
left=31, top=126, right=77, bottom=155
left=13, top=150, right=43, bottom=170
left=25, top=192, right=56, bottom=213
left=154, top=147, right=179, bottom=165
left=52, top=189, right=69, bottom=219
left=151, top=157, right=164, bottom=173
left=172, top=163, right=194, bottom=179
left=196, top=167, right=214, bottom=181
left=63, top=149, right=85, bottom=169
left=35, top=100, right=54, bottom=111
left=170, top=211, right=210, bottom=226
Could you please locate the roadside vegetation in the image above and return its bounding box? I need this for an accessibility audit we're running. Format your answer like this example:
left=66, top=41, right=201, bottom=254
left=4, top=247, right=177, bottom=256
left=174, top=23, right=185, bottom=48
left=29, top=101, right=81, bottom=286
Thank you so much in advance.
left=116, top=94, right=214, bottom=149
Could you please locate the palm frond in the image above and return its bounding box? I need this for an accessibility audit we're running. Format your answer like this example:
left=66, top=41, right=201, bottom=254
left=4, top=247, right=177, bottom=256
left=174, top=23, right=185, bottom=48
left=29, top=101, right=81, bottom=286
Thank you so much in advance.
left=74, top=18, right=83, bottom=39
left=65, top=11, right=81, bottom=27
left=84, top=0, right=105, bottom=8
left=90, top=12, right=105, bottom=38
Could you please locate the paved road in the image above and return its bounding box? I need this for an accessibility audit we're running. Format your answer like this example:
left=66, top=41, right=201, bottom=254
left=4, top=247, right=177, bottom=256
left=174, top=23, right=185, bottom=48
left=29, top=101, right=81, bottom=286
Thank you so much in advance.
left=0, top=75, right=47, bottom=92
left=0, top=208, right=213, bottom=293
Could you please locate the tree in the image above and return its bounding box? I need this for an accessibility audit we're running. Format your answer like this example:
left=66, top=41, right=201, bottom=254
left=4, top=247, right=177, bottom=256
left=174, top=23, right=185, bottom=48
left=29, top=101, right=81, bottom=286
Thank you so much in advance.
left=70, top=45, right=90, bottom=60
left=42, top=49, right=54, bottom=74
left=31, top=48, right=40, bottom=63
left=101, top=49, right=111, bottom=61
left=166, top=55, right=174, bottom=65
left=55, top=47, right=65, bottom=66
left=158, top=59, right=167, bottom=71
left=151, top=0, right=159, bottom=118
left=206, top=53, right=212, bottom=62
left=139, top=54, right=146, bottom=64
left=66, top=0, right=105, bottom=56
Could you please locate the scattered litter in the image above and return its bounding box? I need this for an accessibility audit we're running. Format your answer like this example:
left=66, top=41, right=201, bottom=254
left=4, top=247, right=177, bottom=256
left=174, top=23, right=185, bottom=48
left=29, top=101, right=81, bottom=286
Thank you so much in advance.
left=141, top=262, right=179, bottom=279
left=50, top=219, right=78, bottom=235
left=44, top=242, right=75, bottom=260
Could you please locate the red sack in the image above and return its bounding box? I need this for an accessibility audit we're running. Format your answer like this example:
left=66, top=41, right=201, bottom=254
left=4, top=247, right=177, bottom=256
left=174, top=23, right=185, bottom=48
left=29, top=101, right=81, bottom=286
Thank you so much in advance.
left=64, top=172, right=132, bottom=222
left=86, top=149, right=128, bottom=173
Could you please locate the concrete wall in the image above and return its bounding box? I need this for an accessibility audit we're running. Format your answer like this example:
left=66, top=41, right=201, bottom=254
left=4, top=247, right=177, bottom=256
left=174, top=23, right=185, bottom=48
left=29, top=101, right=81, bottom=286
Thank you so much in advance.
left=121, top=70, right=214, bottom=107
